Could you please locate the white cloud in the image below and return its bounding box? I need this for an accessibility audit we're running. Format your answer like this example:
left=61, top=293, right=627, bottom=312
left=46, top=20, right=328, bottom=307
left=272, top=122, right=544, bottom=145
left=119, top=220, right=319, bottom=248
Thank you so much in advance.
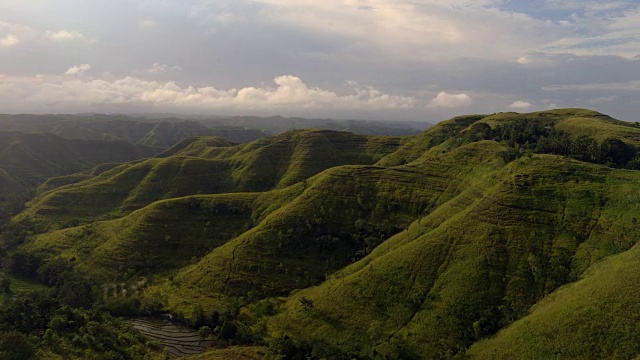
left=65, top=64, right=92, bottom=75
left=541, top=6, right=640, bottom=58
left=46, top=30, right=90, bottom=42
left=227, top=0, right=564, bottom=61
left=1, top=22, right=93, bottom=47
left=0, top=34, right=19, bottom=47
left=0, top=74, right=415, bottom=112
left=147, top=63, right=182, bottom=74
left=139, top=18, right=157, bottom=29
left=509, top=100, right=533, bottom=109
left=0, top=21, right=37, bottom=46
left=429, top=91, right=473, bottom=108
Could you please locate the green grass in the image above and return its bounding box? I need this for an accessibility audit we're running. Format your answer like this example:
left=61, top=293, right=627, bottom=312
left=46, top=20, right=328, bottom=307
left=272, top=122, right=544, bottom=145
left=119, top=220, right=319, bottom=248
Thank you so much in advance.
left=467, top=240, right=640, bottom=359
left=0, top=131, right=155, bottom=187
left=151, top=140, right=508, bottom=316
left=10, top=108, right=640, bottom=359
left=264, top=154, right=640, bottom=359
left=18, top=129, right=403, bottom=230
left=26, top=192, right=272, bottom=282
left=7, top=275, right=49, bottom=293
left=555, top=116, right=640, bottom=145
left=0, top=272, right=49, bottom=306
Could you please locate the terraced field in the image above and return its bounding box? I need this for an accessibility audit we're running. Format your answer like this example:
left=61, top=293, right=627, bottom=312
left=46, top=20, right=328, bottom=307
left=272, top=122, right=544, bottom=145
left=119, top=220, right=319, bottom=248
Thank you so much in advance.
left=130, top=318, right=217, bottom=357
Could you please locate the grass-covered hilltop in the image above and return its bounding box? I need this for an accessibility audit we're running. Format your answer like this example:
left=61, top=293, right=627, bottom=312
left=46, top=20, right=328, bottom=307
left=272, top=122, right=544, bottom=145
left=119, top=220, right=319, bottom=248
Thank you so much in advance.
left=2, top=108, right=640, bottom=359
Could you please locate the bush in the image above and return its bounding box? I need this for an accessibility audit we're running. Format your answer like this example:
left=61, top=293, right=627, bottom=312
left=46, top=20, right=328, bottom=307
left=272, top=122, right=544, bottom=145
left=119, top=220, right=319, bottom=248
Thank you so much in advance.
left=198, top=326, right=212, bottom=339
left=0, top=274, right=11, bottom=294
left=0, top=331, right=35, bottom=360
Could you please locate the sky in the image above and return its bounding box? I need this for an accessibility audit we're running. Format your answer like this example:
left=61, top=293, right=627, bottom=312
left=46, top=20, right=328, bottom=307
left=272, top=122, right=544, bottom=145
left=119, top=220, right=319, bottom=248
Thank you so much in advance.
left=0, top=0, right=639, bottom=122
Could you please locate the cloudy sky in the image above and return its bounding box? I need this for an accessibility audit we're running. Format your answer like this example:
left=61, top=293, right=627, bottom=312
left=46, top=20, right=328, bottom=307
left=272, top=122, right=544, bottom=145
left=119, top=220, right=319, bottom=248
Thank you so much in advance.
left=1, top=0, right=639, bottom=122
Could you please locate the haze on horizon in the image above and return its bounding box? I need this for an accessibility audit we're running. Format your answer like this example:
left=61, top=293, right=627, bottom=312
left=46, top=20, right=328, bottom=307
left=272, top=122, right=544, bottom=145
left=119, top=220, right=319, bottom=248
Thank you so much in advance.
left=0, top=0, right=639, bottom=122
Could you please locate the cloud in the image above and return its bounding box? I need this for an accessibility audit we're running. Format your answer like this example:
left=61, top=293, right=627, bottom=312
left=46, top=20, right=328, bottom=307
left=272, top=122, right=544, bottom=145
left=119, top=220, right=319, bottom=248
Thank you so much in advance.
left=0, top=74, right=415, bottom=112
left=65, top=64, right=92, bottom=75
left=139, top=18, right=157, bottom=29
left=509, top=100, right=533, bottom=109
left=0, top=34, right=19, bottom=47
left=543, top=81, right=640, bottom=91
left=214, top=0, right=565, bottom=61
left=147, top=63, right=182, bottom=74
left=0, top=21, right=36, bottom=47
left=589, top=95, right=617, bottom=104
left=46, top=30, right=90, bottom=42
left=429, top=91, right=473, bottom=108
left=0, top=1, right=638, bottom=120
left=1, top=21, right=92, bottom=48
left=540, top=5, right=640, bottom=58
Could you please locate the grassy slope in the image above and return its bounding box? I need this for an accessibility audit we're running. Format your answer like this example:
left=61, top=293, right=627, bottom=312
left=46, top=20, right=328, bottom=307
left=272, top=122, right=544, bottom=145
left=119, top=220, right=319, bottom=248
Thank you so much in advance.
left=26, top=189, right=300, bottom=283
left=467, top=240, right=640, bottom=360
left=15, top=108, right=640, bottom=359
left=37, top=162, right=124, bottom=193
left=156, top=140, right=507, bottom=315
left=377, top=114, right=487, bottom=166
left=0, top=114, right=266, bottom=147
left=18, top=130, right=402, bottom=229
left=478, top=108, right=640, bottom=145
left=0, top=167, right=25, bottom=199
left=0, top=131, right=155, bottom=187
left=265, top=153, right=640, bottom=359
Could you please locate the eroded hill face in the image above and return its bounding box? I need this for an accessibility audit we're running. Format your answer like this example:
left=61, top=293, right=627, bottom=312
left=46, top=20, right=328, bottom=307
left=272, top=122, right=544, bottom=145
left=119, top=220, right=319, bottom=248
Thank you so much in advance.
left=6, top=108, right=640, bottom=360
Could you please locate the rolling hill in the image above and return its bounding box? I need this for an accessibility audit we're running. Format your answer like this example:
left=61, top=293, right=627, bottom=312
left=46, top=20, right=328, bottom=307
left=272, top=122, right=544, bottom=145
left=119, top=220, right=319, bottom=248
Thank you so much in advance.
left=0, top=131, right=156, bottom=186
left=0, top=131, right=158, bottom=222
left=0, top=114, right=266, bottom=147
left=18, top=130, right=403, bottom=230
left=4, top=108, right=640, bottom=359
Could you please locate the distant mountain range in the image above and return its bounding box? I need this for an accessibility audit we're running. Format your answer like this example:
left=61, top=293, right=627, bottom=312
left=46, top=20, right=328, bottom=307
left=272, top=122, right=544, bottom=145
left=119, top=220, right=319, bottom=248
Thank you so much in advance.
left=0, top=114, right=431, bottom=145
left=0, top=114, right=266, bottom=148
left=0, top=113, right=430, bottom=218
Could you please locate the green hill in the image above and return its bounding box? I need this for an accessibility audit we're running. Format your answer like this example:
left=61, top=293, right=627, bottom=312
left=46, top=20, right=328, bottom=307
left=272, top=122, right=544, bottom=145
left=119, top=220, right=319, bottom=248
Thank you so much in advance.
left=0, top=114, right=266, bottom=146
left=0, top=131, right=156, bottom=222
left=467, top=240, right=640, bottom=359
left=265, top=154, right=640, bottom=359
left=18, top=130, right=403, bottom=230
left=5, top=108, right=640, bottom=359
left=0, top=131, right=155, bottom=186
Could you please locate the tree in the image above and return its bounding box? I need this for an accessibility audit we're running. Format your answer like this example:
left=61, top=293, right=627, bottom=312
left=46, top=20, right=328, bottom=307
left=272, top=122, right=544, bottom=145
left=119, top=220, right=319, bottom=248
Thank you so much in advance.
left=0, top=273, right=11, bottom=294
left=198, top=326, right=212, bottom=340
left=601, top=138, right=636, bottom=166
left=0, top=331, right=35, bottom=360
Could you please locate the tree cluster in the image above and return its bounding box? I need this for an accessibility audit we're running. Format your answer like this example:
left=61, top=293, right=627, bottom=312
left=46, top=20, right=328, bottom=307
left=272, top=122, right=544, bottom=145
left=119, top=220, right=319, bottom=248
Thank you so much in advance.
left=483, top=120, right=639, bottom=168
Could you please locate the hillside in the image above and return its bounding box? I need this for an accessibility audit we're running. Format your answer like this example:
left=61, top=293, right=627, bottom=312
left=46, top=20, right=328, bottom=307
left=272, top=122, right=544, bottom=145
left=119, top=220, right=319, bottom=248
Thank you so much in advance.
left=0, top=113, right=430, bottom=147
left=3, top=108, right=640, bottom=359
left=0, top=131, right=158, bottom=223
left=467, top=239, right=640, bottom=359
left=265, top=155, right=640, bottom=359
left=197, top=115, right=430, bottom=136
left=17, top=130, right=403, bottom=230
left=0, top=131, right=156, bottom=186
left=0, top=114, right=265, bottom=147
